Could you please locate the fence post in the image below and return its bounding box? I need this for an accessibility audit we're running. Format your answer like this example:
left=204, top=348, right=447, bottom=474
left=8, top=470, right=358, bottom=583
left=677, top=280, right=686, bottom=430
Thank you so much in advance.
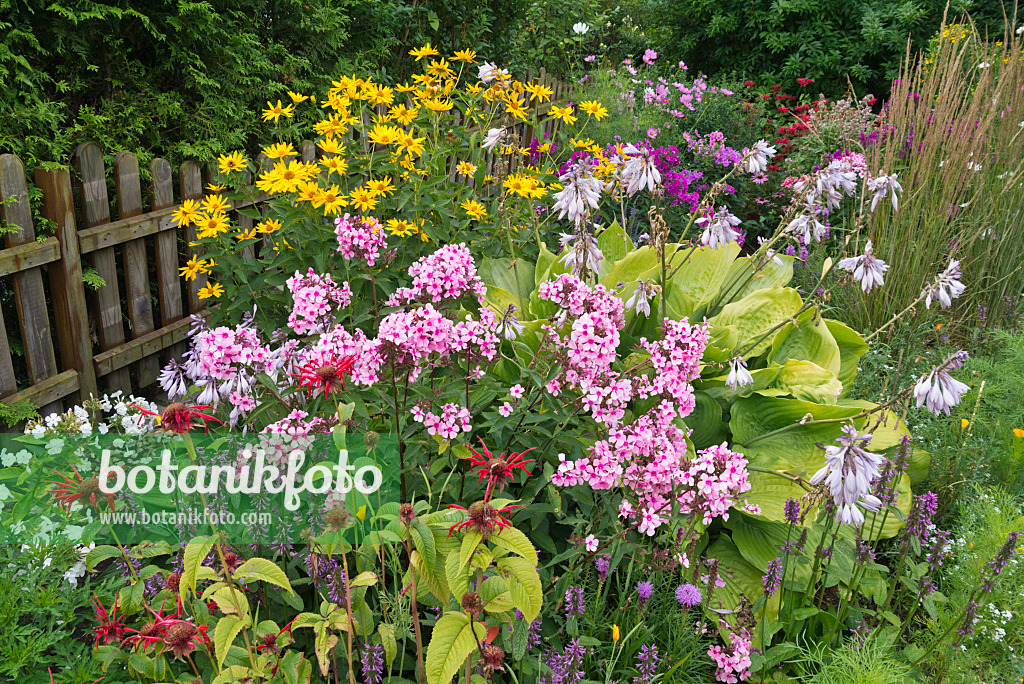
left=34, top=166, right=98, bottom=403
left=150, top=158, right=186, bottom=360
left=0, top=154, right=61, bottom=416
left=114, top=151, right=159, bottom=388
left=178, top=161, right=206, bottom=315
left=72, top=142, right=132, bottom=396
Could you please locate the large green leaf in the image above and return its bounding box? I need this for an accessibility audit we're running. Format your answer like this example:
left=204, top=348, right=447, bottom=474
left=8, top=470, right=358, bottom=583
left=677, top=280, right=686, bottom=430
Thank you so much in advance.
left=769, top=309, right=841, bottom=377
left=480, top=256, right=535, bottom=303
left=668, top=242, right=741, bottom=310
left=686, top=391, right=728, bottom=449
left=496, top=556, right=543, bottom=622
left=715, top=253, right=795, bottom=311
left=824, top=319, right=869, bottom=395
left=600, top=245, right=662, bottom=291
left=698, top=365, right=783, bottom=407
left=708, top=287, right=803, bottom=358
left=704, top=536, right=781, bottom=649
left=425, top=612, right=487, bottom=684
left=596, top=220, right=632, bottom=269
left=774, top=359, right=844, bottom=404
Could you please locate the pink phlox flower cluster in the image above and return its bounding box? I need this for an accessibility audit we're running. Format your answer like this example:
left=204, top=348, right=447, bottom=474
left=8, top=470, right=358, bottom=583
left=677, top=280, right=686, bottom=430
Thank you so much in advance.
left=708, top=624, right=753, bottom=683
left=578, top=372, right=634, bottom=426
left=449, top=306, right=501, bottom=370
left=677, top=442, right=752, bottom=525
left=376, top=304, right=499, bottom=382
left=681, top=130, right=743, bottom=166
left=256, top=409, right=335, bottom=469
left=300, top=326, right=381, bottom=387
left=387, top=243, right=487, bottom=306
left=537, top=273, right=625, bottom=329
left=412, top=403, right=472, bottom=440
left=334, top=213, right=387, bottom=267
left=286, top=268, right=352, bottom=335
left=636, top=318, right=710, bottom=413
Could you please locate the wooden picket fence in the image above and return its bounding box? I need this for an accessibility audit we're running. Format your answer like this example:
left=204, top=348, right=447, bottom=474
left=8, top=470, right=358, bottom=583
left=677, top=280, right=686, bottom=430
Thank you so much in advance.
left=0, top=70, right=572, bottom=416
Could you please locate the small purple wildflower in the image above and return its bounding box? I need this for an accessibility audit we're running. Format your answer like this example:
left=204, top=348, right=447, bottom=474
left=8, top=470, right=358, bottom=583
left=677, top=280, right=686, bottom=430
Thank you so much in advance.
left=564, top=585, right=586, bottom=617
left=675, top=583, right=702, bottom=607
left=762, top=557, right=783, bottom=596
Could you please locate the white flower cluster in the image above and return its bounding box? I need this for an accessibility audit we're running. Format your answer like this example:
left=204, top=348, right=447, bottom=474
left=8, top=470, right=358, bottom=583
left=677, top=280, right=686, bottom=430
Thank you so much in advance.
left=552, top=160, right=603, bottom=227
left=24, top=391, right=159, bottom=438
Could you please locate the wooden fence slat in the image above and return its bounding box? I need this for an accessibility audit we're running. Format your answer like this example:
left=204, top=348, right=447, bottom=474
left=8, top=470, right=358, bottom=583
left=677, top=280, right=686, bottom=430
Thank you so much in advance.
left=114, top=152, right=159, bottom=387
left=73, top=142, right=131, bottom=396
left=34, top=167, right=98, bottom=403
left=0, top=369, right=79, bottom=411
left=149, top=158, right=185, bottom=360
left=0, top=154, right=61, bottom=415
left=93, top=315, right=197, bottom=378
left=178, top=161, right=206, bottom=315
left=0, top=301, right=16, bottom=399
left=0, top=237, right=60, bottom=277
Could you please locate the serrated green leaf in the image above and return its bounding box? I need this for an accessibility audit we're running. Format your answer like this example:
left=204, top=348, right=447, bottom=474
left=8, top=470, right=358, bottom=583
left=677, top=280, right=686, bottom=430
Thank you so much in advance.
left=233, top=557, right=294, bottom=594
left=425, top=612, right=486, bottom=684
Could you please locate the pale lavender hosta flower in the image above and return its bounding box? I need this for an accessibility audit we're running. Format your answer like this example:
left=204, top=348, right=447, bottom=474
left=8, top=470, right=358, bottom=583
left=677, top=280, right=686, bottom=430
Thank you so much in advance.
left=625, top=280, right=657, bottom=317
left=742, top=139, right=776, bottom=174
left=552, top=161, right=603, bottom=227
left=621, top=143, right=662, bottom=196
left=867, top=172, right=903, bottom=212
left=837, top=240, right=888, bottom=293
left=810, top=424, right=885, bottom=526
left=922, top=259, right=966, bottom=309
left=482, top=127, right=503, bottom=151
left=726, top=357, right=753, bottom=391
left=478, top=62, right=508, bottom=83
left=559, top=229, right=603, bottom=278
left=786, top=211, right=827, bottom=244
left=914, top=351, right=970, bottom=416
left=497, top=304, right=524, bottom=340
left=697, top=206, right=742, bottom=249
left=158, top=360, right=189, bottom=400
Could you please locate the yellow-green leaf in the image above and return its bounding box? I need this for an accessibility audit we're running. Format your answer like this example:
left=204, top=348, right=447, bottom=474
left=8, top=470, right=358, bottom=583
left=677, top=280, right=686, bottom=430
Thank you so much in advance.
left=214, top=615, right=248, bottom=670
left=425, top=612, right=487, bottom=684
left=233, top=557, right=294, bottom=594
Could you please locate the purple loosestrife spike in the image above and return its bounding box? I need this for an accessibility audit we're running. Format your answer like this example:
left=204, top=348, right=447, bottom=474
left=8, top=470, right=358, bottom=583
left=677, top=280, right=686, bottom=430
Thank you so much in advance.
left=783, top=497, right=801, bottom=526
left=762, top=557, right=783, bottom=596
left=633, top=644, right=659, bottom=684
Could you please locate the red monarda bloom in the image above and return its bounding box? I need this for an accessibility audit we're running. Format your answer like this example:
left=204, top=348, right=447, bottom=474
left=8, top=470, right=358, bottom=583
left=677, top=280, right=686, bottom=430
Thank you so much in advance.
left=131, top=402, right=223, bottom=433
left=464, top=439, right=534, bottom=501
left=48, top=463, right=116, bottom=513
left=90, top=595, right=126, bottom=648
left=163, top=621, right=211, bottom=660
left=448, top=500, right=522, bottom=540
left=293, top=353, right=357, bottom=397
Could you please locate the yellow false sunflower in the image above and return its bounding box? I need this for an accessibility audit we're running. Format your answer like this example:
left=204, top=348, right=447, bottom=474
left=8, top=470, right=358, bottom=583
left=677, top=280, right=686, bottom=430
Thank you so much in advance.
left=197, top=282, right=225, bottom=299
left=195, top=212, right=231, bottom=239
left=318, top=137, right=345, bottom=156
left=256, top=218, right=282, bottom=234
left=389, top=103, right=418, bottom=126
left=320, top=156, right=349, bottom=176
left=236, top=226, right=259, bottom=241
left=217, top=151, right=247, bottom=174
left=366, top=177, right=395, bottom=197
left=349, top=186, right=378, bottom=212
left=456, top=161, right=477, bottom=176
left=385, top=218, right=417, bottom=237
left=461, top=199, right=487, bottom=220
left=367, top=123, right=403, bottom=146
left=263, top=142, right=297, bottom=160
left=203, top=194, right=231, bottom=215
left=314, top=113, right=354, bottom=137
left=550, top=105, right=577, bottom=124
left=579, top=100, right=609, bottom=121
left=287, top=91, right=309, bottom=103
left=409, top=43, right=440, bottom=61
left=170, top=199, right=202, bottom=226
left=262, top=100, right=295, bottom=123
left=451, top=49, right=477, bottom=63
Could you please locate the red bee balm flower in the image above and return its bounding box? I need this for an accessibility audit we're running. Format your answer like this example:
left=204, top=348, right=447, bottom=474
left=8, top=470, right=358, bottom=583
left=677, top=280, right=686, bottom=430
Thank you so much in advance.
left=448, top=500, right=522, bottom=540
left=48, top=463, right=116, bottom=513
left=464, top=439, right=534, bottom=501
left=90, top=595, right=126, bottom=648
left=131, top=403, right=223, bottom=433
left=293, top=353, right=357, bottom=397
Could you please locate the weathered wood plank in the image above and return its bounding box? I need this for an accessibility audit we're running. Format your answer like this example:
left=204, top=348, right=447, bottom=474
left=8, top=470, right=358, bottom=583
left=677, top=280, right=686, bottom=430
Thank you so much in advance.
left=0, top=154, right=60, bottom=416
left=0, top=237, right=60, bottom=277
left=0, top=303, right=16, bottom=398
left=34, top=167, right=98, bottom=403
left=149, top=158, right=185, bottom=360
left=77, top=210, right=175, bottom=253
left=114, top=151, right=158, bottom=387
left=73, top=142, right=132, bottom=396
left=178, top=161, right=206, bottom=315
left=93, top=316, right=197, bottom=378
left=0, top=369, right=79, bottom=408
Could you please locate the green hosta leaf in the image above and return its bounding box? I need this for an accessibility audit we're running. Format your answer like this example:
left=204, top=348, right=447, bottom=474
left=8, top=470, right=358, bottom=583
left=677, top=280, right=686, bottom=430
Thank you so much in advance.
left=774, top=359, right=844, bottom=404
left=425, top=612, right=487, bottom=684
left=490, top=525, right=538, bottom=564
left=769, top=309, right=841, bottom=377
left=180, top=536, right=214, bottom=602
left=600, top=245, right=662, bottom=291
left=686, top=390, right=728, bottom=449
left=480, top=256, right=535, bottom=302
left=496, top=556, right=543, bottom=622
left=704, top=536, right=780, bottom=650
left=708, top=287, right=803, bottom=358
left=233, top=557, right=294, bottom=594
left=485, top=285, right=520, bottom=319
left=698, top=364, right=783, bottom=407
left=596, top=220, right=632, bottom=268
left=715, top=253, right=795, bottom=310
left=668, top=242, right=741, bottom=311
left=214, top=615, right=249, bottom=670
left=535, top=242, right=562, bottom=288
left=824, top=319, right=868, bottom=394
left=663, top=279, right=695, bottom=320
